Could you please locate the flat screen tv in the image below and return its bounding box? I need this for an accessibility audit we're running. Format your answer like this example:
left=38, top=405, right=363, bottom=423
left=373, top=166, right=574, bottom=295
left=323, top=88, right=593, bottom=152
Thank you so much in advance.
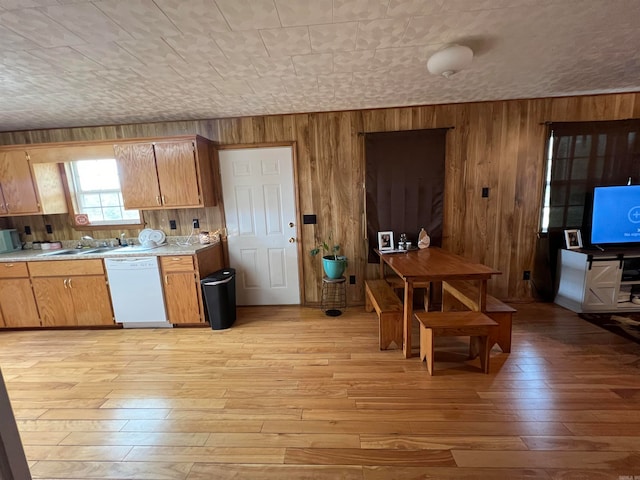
left=591, top=185, right=640, bottom=246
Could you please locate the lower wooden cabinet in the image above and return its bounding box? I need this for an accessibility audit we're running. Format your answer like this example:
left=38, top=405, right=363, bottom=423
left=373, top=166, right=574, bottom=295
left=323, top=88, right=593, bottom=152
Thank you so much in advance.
left=0, top=244, right=224, bottom=329
left=160, top=256, right=201, bottom=324
left=0, top=262, right=40, bottom=327
left=159, top=245, right=224, bottom=325
left=31, top=276, right=113, bottom=326
left=28, top=260, right=114, bottom=327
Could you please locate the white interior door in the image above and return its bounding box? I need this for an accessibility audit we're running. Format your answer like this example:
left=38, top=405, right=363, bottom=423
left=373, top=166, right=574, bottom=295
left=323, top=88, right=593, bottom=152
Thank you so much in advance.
left=219, top=146, right=300, bottom=305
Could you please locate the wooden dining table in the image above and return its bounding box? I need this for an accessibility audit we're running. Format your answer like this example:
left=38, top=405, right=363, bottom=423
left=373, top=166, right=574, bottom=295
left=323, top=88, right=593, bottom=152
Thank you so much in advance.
left=376, top=247, right=501, bottom=358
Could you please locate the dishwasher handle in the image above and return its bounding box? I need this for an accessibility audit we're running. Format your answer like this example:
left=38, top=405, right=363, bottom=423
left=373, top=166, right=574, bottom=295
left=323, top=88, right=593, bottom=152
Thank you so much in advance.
left=106, top=257, right=153, bottom=263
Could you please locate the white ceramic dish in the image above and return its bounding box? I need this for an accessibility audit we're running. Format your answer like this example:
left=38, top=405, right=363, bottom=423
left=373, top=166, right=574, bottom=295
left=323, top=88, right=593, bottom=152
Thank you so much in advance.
left=149, top=229, right=166, bottom=245
left=138, top=228, right=153, bottom=244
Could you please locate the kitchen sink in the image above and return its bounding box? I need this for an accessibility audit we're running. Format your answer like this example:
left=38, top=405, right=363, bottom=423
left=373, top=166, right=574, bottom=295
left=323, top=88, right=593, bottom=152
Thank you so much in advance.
left=38, top=249, right=82, bottom=256
left=38, top=247, right=121, bottom=257
left=77, top=247, right=122, bottom=255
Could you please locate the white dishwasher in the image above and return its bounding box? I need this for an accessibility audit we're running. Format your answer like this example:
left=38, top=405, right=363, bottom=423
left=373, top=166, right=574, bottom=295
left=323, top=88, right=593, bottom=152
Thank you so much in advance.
left=105, top=257, right=171, bottom=328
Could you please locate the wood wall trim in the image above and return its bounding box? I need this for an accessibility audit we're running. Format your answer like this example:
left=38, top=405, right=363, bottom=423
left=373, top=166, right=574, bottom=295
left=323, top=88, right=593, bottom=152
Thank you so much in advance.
left=27, top=144, right=115, bottom=164
left=290, top=141, right=304, bottom=305
left=215, top=141, right=297, bottom=150
left=1, top=134, right=207, bottom=151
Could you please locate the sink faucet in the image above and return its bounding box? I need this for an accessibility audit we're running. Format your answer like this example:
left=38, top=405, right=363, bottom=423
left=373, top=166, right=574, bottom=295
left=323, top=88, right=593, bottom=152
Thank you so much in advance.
left=120, top=233, right=128, bottom=246
left=78, top=235, right=94, bottom=248
left=81, top=235, right=106, bottom=247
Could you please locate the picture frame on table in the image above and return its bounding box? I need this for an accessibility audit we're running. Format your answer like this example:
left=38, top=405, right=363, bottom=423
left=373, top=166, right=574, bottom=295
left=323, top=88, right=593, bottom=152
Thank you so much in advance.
left=378, top=231, right=394, bottom=251
left=564, top=229, right=583, bottom=250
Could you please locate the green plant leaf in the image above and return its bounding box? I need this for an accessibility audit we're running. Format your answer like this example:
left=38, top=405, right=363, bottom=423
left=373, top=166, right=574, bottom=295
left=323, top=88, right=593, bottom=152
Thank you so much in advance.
left=309, top=232, right=344, bottom=259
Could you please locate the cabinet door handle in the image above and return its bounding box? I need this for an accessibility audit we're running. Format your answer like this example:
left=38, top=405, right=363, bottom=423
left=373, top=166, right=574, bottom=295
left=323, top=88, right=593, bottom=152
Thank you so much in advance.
left=164, top=275, right=169, bottom=285
left=68, top=278, right=72, bottom=288
left=4, top=264, right=14, bottom=268
left=63, top=278, right=68, bottom=289
left=156, top=196, right=161, bottom=205
left=161, top=195, right=166, bottom=204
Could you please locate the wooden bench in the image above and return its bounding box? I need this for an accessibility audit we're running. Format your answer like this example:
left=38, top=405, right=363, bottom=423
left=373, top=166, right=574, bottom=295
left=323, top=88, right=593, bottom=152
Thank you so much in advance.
left=442, top=280, right=515, bottom=353
left=364, top=280, right=403, bottom=350
left=414, top=311, right=498, bottom=375
left=384, top=275, right=433, bottom=310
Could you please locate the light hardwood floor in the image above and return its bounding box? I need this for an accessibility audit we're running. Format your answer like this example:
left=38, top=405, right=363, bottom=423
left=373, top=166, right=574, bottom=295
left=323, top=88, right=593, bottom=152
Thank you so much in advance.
left=1, top=302, right=640, bottom=479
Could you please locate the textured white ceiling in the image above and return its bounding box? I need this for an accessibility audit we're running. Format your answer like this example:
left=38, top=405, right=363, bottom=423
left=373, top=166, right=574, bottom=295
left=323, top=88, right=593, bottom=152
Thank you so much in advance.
left=0, top=0, right=638, bottom=133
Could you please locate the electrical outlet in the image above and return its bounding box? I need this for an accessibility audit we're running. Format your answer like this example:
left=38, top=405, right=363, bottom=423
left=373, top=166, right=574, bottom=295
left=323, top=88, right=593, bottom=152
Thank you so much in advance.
left=349, top=275, right=356, bottom=285
left=523, top=270, right=531, bottom=280
left=25, top=226, right=31, bottom=235
left=169, top=220, right=177, bottom=230
left=192, top=219, right=200, bottom=229
left=45, top=224, right=53, bottom=234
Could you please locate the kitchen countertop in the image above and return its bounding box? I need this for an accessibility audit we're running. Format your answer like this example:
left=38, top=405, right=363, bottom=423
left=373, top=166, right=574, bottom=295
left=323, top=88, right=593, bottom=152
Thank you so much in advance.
left=0, top=241, right=219, bottom=262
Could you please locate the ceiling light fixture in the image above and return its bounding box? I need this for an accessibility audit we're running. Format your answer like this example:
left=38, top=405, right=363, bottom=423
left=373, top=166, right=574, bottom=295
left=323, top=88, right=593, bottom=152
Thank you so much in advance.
left=427, top=44, right=474, bottom=78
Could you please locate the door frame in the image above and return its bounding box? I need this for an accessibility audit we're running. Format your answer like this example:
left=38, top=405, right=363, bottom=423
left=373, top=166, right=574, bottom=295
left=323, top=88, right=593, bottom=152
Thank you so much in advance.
left=216, top=141, right=304, bottom=305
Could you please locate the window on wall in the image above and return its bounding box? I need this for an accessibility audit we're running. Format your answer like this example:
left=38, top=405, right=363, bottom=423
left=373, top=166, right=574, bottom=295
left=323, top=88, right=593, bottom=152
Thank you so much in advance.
left=66, top=159, right=141, bottom=226
left=535, top=120, right=640, bottom=300
left=540, top=120, right=640, bottom=237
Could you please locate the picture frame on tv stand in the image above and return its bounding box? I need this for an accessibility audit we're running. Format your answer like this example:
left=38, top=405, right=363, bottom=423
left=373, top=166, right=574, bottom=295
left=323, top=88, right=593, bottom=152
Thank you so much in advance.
left=564, top=229, right=583, bottom=250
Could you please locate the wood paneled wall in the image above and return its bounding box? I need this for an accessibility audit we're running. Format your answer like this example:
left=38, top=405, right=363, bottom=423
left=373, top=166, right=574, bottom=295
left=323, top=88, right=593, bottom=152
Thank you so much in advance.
left=2, top=93, right=639, bottom=304
left=7, top=207, right=224, bottom=247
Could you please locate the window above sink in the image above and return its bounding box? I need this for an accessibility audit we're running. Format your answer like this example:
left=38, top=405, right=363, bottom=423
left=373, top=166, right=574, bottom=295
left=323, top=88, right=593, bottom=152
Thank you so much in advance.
left=64, top=159, right=142, bottom=228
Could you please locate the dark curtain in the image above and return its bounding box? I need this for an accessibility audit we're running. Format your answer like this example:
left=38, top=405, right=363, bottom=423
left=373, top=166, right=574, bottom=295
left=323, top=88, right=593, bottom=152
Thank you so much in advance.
left=365, top=129, right=447, bottom=263
left=534, top=119, right=640, bottom=300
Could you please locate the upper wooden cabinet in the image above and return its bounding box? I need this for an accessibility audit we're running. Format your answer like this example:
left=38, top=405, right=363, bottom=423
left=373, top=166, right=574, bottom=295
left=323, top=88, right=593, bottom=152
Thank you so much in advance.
left=0, top=134, right=216, bottom=215
left=0, top=150, right=40, bottom=215
left=114, top=136, right=216, bottom=210
left=31, top=163, right=69, bottom=215
left=0, top=150, right=67, bottom=216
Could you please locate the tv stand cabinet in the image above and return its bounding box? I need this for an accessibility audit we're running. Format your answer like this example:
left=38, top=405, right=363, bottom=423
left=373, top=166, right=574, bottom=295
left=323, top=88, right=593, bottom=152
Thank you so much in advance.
left=555, top=249, right=640, bottom=313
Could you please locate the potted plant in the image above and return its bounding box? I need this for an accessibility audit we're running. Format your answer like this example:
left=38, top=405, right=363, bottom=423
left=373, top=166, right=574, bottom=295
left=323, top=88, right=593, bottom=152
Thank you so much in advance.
left=310, top=235, right=347, bottom=279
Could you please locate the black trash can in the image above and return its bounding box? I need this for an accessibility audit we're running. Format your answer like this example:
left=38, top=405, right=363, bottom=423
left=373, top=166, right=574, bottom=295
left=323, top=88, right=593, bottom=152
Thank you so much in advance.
left=201, top=268, right=236, bottom=330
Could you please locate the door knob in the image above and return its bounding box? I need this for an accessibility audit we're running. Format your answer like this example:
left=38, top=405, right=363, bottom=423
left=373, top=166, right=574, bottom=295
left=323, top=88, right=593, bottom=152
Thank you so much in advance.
left=289, top=237, right=295, bottom=243
left=289, top=222, right=294, bottom=228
